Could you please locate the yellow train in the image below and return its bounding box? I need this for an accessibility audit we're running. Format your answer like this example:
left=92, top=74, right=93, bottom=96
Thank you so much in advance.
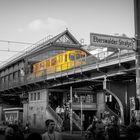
left=32, top=50, right=87, bottom=77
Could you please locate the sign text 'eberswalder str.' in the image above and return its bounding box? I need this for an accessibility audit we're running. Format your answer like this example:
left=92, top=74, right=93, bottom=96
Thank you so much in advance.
left=90, top=33, right=135, bottom=50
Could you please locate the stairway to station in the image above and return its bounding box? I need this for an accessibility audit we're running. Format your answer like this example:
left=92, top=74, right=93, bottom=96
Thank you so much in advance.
left=104, top=89, right=121, bottom=122
left=46, top=106, right=63, bottom=131
left=46, top=105, right=83, bottom=131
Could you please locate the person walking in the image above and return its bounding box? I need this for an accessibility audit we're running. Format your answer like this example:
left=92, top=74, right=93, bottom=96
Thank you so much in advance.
left=107, top=119, right=120, bottom=140
left=42, top=119, right=63, bottom=140
left=85, top=119, right=97, bottom=140
left=12, top=124, right=24, bottom=140
left=126, top=118, right=140, bottom=140
left=95, top=119, right=105, bottom=140
left=24, top=123, right=30, bottom=134
left=56, top=106, right=61, bottom=116
left=4, top=124, right=14, bottom=140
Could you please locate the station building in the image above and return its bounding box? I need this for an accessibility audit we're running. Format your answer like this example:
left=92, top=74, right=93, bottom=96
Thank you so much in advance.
left=0, top=30, right=136, bottom=130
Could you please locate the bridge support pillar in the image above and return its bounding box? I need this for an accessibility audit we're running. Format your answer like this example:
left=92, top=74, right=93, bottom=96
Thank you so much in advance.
left=96, top=91, right=105, bottom=119
left=105, top=81, right=136, bottom=125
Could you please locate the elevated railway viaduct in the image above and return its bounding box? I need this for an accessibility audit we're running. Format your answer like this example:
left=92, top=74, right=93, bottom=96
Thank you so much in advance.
left=0, top=30, right=136, bottom=129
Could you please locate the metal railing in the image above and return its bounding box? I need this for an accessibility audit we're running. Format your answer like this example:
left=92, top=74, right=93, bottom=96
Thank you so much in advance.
left=105, top=105, right=119, bottom=118
left=0, top=35, right=53, bottom=69
left=0, top=49, right=135, bottom=91
left=46, top=106, right=63, bottom=131
left=71, top=111, right=82, bottom=130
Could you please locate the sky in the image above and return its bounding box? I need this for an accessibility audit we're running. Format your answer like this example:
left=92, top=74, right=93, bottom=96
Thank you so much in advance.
left=0, top=0, right=134, bottom=66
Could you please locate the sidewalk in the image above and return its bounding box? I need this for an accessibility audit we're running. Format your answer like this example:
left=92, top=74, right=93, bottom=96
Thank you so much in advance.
left=30, top=128, right=84, bottom=135
left=62, top=130, right=84, bottom=135
left=25, top=129, right=85, bottom=140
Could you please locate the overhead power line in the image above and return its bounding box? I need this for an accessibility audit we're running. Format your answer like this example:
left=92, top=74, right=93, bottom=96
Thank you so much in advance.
left=0, top=49, right=23, bottom=53
left=0, top=60, right=8, bottom=62
left=0, top=40, right=33, bottom=45
left=0, top=40, right=33, bottom=52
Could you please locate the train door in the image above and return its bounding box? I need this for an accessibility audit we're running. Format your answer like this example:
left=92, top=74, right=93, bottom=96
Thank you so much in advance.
left=68, top=52, right=75, bottom=69
left=56, top=54, right=63, bottom=72
left=61, top=53, right=68, bottom=71
left=40, top=62, right=44, bottom=76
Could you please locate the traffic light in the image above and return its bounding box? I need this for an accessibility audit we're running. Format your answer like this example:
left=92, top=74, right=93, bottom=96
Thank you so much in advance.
left=135, top=97, right=140, bottom=110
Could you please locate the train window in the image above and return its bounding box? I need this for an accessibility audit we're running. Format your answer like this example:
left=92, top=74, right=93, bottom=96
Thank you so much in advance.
left=60, top=55, right=63, bottom=62
left=65, top=54, right=67, bottom=62
left=51, top=58, right=56, bottom=66
left=76, top=54, right=80, bottom=59
left=40, top=63, right=44, bottom=70
left=46, top=60, right=50, bottom=67
left=81, top=54, right=86, bottom=58
left=69, top=54, right=75, bottom=60
left=36, top=64, right=39, bottom=72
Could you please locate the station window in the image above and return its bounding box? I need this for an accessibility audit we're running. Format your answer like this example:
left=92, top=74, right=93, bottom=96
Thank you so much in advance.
left=92, top=95, right=97, bottom=103
left=86, top=95, right=94, bottom=103
left=73, top=93, right=96, bottom=103
left=30, top=93, right=33, bottom=101
left=37, top=92, right=40, bottom=100
left=13, top=72, right=16, bottom=80
left=30, top=92, right=41, bottom=101
left=34, top=93, right=36, bottom=100
left=9, top=74, right=13, bottom=81
left=2, top=77, right=4, bottom=85
left=81, top=95, right=86, bottom=103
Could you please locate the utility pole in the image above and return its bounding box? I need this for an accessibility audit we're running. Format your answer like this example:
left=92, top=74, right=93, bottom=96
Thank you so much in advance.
left=134, top=0, right=140, bottom=100
left=134, top=0, right=140, bottom=123
left=70, top=86, right=73, bottom=134
left=80, top=96, right=83, bottom=135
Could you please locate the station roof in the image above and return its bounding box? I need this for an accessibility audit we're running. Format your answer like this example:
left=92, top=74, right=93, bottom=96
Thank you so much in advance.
left=0, top=29, right=88, bottom=70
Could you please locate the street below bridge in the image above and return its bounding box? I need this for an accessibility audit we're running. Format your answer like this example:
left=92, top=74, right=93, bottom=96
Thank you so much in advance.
left=0, top=132, right=85, bottom=140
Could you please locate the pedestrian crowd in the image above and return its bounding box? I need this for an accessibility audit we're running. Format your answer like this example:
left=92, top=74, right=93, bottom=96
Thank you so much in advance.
left=4, top=119, right=62, bottom=140
left=4, top=124, right=24, bottom=140
left=85, top=115, right=140, bottom=140
left=55, top=103, right=70, bottom=121
left=3, top=115, right=140, bottom=140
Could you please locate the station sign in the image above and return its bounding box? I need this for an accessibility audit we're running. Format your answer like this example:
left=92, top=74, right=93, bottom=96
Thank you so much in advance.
left=90, top=33, right=135, bottom=50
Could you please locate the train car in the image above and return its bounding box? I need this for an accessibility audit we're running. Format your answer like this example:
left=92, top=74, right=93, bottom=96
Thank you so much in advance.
left=32, top=50, right=87, bottom=78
